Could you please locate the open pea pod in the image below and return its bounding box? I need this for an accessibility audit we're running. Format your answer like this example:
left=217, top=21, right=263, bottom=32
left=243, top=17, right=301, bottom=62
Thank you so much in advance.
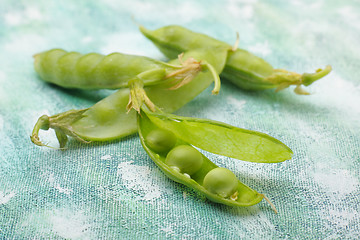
left=138, top=110, right=264, bottom=207
left=142, top=109, right=293, bottom=163
left=31, top=49, right=228, bottom=148
left=140, top=25, right=332, bottom=95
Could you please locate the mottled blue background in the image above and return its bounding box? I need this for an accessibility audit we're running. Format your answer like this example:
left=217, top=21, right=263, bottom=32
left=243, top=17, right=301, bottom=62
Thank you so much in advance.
left=1, top=0, right=359, bottom=239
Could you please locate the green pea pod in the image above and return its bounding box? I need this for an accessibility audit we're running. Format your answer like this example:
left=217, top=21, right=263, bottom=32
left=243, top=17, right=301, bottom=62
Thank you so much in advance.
left=31, top=49, right=228, bottom=147
left=34, top=49, right=167, bottom=89
left=140, top=25, right=332, bottom=95
left=34, top=48, right=223, bottom=94
left=142, top=109, right=292, bottom=163
left=137, top=109, right=265, bottom=207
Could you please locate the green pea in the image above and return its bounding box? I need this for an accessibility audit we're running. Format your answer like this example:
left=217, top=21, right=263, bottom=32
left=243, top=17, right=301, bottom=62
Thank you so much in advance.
left=165, top=145, right=203, bottom=175
left=203, top=168, right=238, bottom=198
left=145, top=129, right=177, bottom=153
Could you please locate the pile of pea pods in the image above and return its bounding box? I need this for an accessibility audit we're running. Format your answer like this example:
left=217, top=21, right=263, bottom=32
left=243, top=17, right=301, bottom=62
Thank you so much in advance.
left=31, top=25, right=331, bottom=211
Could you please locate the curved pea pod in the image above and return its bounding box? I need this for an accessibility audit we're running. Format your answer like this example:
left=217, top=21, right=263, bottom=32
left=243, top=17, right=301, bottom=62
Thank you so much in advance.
left=140, top=25, right=332, bottom=95
left=142, top=109, right=293, bottom=163
left=34, top=48, right=225, bottom=94
left=137, top=110, right=264, bottom=207
left=34, top=49, right=170, bottom=89
left=31, top=50, right=227, bottom=148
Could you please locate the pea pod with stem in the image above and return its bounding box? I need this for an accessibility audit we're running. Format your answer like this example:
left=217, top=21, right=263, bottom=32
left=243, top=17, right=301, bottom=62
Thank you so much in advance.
left=34, top=48, right=222, bottom=94
left=138, top=107, right=292, bottom=209
left=140, top=25, right=332, bottom=95
left=31, top=49, right=228, bottom=148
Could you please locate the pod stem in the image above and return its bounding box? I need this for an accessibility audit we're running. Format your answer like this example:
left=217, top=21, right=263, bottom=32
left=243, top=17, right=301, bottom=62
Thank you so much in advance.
left=31, top=115, right=51, bottom=147
left=30, top=109, right=90, bottom=149
left=165, top=53, right=202, bottom=90
left=301, top=65, right=332, bottom=86
left=269, top=65, right=332, bottom=95
left=261, top=194, right=278, bottom=214
left=127, top=78, right=157, bottom=114
left=201, top=61, right=221, bottom=95
left=165, top=53, right=221, bottom=94
left=231, top=32, right=240, bottom=52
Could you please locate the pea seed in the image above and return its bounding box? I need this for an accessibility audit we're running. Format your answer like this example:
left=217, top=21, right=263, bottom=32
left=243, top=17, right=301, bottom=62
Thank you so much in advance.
left=165, top=145, right=203, bottom=175
left=203, top=168, right=238, bottom=198
left=145, top=129, right=177, bottom=153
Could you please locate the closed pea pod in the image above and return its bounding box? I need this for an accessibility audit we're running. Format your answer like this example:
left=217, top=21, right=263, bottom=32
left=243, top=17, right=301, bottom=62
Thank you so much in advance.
left=34, top=49, right=167, bottom=89
left=34, top=48, right=224, bottom=94
left=140, top=25, right=332, bottom=94
left=138, top=108, right=292, bottom=209
left=31, top=49, right=228, bottom=148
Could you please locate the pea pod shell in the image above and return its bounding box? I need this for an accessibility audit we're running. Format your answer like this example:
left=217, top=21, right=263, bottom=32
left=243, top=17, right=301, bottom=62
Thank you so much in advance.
left=52, top=68, right=213, bottom=142
left=34, top=49, right=170, bottom=89
left=139, top=25, right=274, bottom=87
left=143, top=109, right=293, bottom=163
left=139, top=25, right=227, bottom=60
left=138, top=110, right=263, bottom=207
left=140, top=25, right=331, bottom=92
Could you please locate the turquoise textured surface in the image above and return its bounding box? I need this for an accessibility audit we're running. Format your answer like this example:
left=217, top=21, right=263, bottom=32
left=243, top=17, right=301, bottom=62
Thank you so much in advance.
left=1, top=0, right=359, bottom=239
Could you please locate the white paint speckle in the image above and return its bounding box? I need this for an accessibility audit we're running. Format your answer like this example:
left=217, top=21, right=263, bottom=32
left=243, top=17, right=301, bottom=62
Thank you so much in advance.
left=313, top=73, right=360, bottom=125
left=4, top=33, right=47, bottom=54
left=0, top=71, right=5, bottom=81
left=48, top=173, right=73, bottom=195
left=4, top=12, right=23, bottom=26
left=0, top=191, right=16, bottom=205
left=0, top=71, right=5, bottom=102
left=49, top=209, right=92, bottom=239
left=248, top=41, right=272, bottom=56
left=226, top=0, right=256, bottom=19
left=338, top=6, right=360, bottom=31
left=101, top=32, right=146, bottom=56
left=0, top=115, right=3, bottom=131
left=227, top=96, right=246, bottom=109
left=234, top=207, right=277, bottom=238
left=117, top=161, right=163, bottom=201
left=169, top=1, right=205, bottom=23
left=103, top=1, right=204, bottom=23
left=313, top=169, right=358, bottom=195
left=338, top=6, right=358, bottom=19
left=4, top=7, right=43, bottom=26
left=325, top=208, right=357, bottom=228
left=19, top=207, right=95, bottom=239
left=160, top=224, right=176, bottom=236
left=291, top=0, right=323, bottom=9
left=25, top=6, right=43, bottom=21
left=82, top=36, right=93, bottom=43
left=101, top=154, right=112, bottom=160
